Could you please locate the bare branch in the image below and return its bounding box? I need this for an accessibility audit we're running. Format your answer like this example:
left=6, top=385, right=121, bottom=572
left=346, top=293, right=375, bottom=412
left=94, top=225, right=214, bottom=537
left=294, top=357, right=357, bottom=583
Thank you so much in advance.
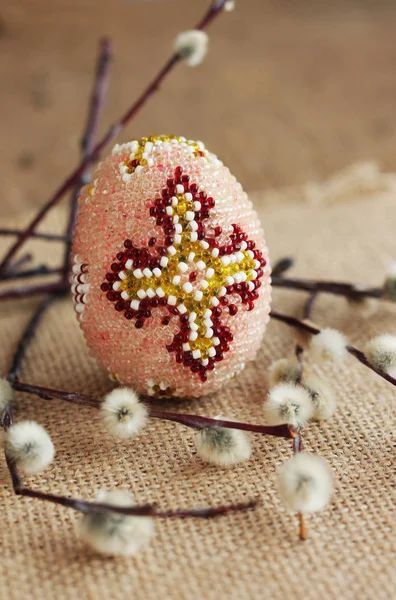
left=0, top=2, right=229, bottom=277
left=270, top=310, right=396, bottom=387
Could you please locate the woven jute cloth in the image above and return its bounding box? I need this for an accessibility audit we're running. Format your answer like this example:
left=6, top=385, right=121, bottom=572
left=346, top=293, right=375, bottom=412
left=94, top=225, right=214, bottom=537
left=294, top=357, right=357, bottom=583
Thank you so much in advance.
left=0, top=167, right=395, bottom=600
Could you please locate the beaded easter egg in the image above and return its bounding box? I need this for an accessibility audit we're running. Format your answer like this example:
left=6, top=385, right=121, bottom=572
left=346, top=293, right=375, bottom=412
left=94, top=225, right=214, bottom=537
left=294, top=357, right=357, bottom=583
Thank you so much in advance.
left=72, top=136, right=271, bottom=398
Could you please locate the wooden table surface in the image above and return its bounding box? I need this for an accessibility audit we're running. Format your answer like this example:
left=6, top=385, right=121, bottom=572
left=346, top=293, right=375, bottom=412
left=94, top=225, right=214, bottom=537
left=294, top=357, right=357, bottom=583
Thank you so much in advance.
left=1, top=0, right=396, bottom=217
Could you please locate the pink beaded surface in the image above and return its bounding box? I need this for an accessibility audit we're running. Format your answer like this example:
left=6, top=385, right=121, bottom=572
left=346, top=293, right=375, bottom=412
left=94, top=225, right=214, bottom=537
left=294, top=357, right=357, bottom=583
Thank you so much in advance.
left=72, top=136, right=271, bottom=398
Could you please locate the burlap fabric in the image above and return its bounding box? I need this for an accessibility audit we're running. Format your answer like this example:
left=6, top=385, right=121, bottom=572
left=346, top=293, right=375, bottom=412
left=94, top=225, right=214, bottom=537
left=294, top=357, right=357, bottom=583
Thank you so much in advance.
left=0, top=167, right=395, bottom=600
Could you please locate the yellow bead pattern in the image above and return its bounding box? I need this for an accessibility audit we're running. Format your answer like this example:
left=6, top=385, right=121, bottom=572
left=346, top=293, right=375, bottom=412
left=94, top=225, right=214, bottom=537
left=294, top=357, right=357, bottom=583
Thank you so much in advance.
left=119, top=189, right=257, bottom=361
left=124, top=135, right=207, bottom=175
left=103, top=140, right=266, bottom=383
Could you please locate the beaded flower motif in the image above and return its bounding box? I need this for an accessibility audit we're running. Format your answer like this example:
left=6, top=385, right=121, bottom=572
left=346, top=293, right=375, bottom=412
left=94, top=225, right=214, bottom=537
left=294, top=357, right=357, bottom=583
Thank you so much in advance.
left=100, top=161, right=266, bottom=383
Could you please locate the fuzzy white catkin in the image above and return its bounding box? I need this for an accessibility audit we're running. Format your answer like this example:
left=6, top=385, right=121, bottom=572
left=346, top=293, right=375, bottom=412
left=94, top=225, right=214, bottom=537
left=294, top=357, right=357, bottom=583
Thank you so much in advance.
left=101, top=388, right=148, bottom=439
left=4, top=421, right=55, bottom=474
left=269, top=359, right=300, bottom=387
left=303, top=374, right=337, bottom=421
left=0, top=377, right=12, bottom=414
left=80, top=489, right=155, bottom=557
left=224, top=0, right=235, bottom=10
left=365, top=334, right=396, bottom=377
left=174, top=30, right=209, bottom=66
left=263, top=384, right=313, bottom=428
left=195, top=418, right=251, bottom=466
left=277, top=453, right=333, bottom=514
left=309, top=328, right=348, bottom=363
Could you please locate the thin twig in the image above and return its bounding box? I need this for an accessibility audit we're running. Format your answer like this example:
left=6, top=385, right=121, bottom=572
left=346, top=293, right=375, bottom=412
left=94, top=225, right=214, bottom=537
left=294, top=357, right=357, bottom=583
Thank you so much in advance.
left=270, top=311, right=319, bottom=335
left=298, top=513, right=307, bottom=540
left=6, top=454, right=256, bottom=519
left=0, top=281, right=68, bottom=301
left=62, top=38, right=112, bottom=282
left=2, top=296, right=56, bottom=429
left=296, top=291, right=318, bottom=383
left=12, top=381, right=100, bottom=407
left=302, top=291, right=318, bottom=320
left=273, top=275, right=383, bottom=301
left=0, top=229, right=66, bottom=242
left=8, top=297, right=56, bottom=384
left=6, top=253, right=33, bottom=274
left=270, top=310, right=396, bottom=387
left=295, top=292, right=317, bottom=382
left=0, top=41, right=112, bottom=296
left=271, top=257, right=295, bottom=278
left=293, top=309, right=306, bottom=541
left=295, top=345, right=304, bottom=384
left=0, top=0, right=229, bottom=277
left=1, top=266, right=62, bottom=281
left=149, top=409, right=290, bottom=438
left=150, top=500, right=258, bottom=519
left=288, top=425, right=306, bottom=540
left=11, top=380, right=291, bottom=439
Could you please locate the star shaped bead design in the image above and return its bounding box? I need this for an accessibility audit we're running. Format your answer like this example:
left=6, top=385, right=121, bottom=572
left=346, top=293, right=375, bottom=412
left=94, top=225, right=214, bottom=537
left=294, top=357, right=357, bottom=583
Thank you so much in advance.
left=101, top=166, right=265, bottom=382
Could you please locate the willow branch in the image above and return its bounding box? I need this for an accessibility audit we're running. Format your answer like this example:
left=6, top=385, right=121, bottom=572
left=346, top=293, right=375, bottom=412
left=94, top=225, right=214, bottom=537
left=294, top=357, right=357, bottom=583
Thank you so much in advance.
left=8, top=297, right=56, bottom=384
left=0, top=281, right=68, bottom=301
left=295, top=345, right=304, bottom=384
left=6, top=253, right=33, bottom=274
left=6, top=454, right=256, bottom=519
left=295, top=291, right=318, bottom=381
left=2, top=296, right=56, bottom=429
left=148, top=409, right=290, bottom=438
left=0, top=41, right=111, bottom=294
left=272, top=275, right=383, bottom=301
left=270, top=310, right=396, bottom=387
left=12, top=381, right=99, bottom=407
left=0, top=229, right=66, bottom=242
left=150, top=500, right=258, bottom=519
left=302, top=291, right=318, bottom=320
left=0, top=0, right=229, bottom=277
left=288, top=425, right=306, bottom=540
left=62, top=38, right=112, bottom=281
left=11, top=380, right=291, bottom=439
left=271, top=257, right=295, bottom=278
left=1, top=266, right=62, bottom=281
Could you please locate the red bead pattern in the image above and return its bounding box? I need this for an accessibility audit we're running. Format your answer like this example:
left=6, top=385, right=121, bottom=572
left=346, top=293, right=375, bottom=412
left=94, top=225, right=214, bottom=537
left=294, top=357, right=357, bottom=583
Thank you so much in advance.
left=101, top=167, right=266, bottom=382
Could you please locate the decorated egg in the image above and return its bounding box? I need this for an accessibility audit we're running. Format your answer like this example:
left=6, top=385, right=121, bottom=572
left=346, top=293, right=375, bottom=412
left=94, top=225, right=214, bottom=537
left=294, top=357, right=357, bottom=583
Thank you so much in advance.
left=72, top=136, right=271, bottom=398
